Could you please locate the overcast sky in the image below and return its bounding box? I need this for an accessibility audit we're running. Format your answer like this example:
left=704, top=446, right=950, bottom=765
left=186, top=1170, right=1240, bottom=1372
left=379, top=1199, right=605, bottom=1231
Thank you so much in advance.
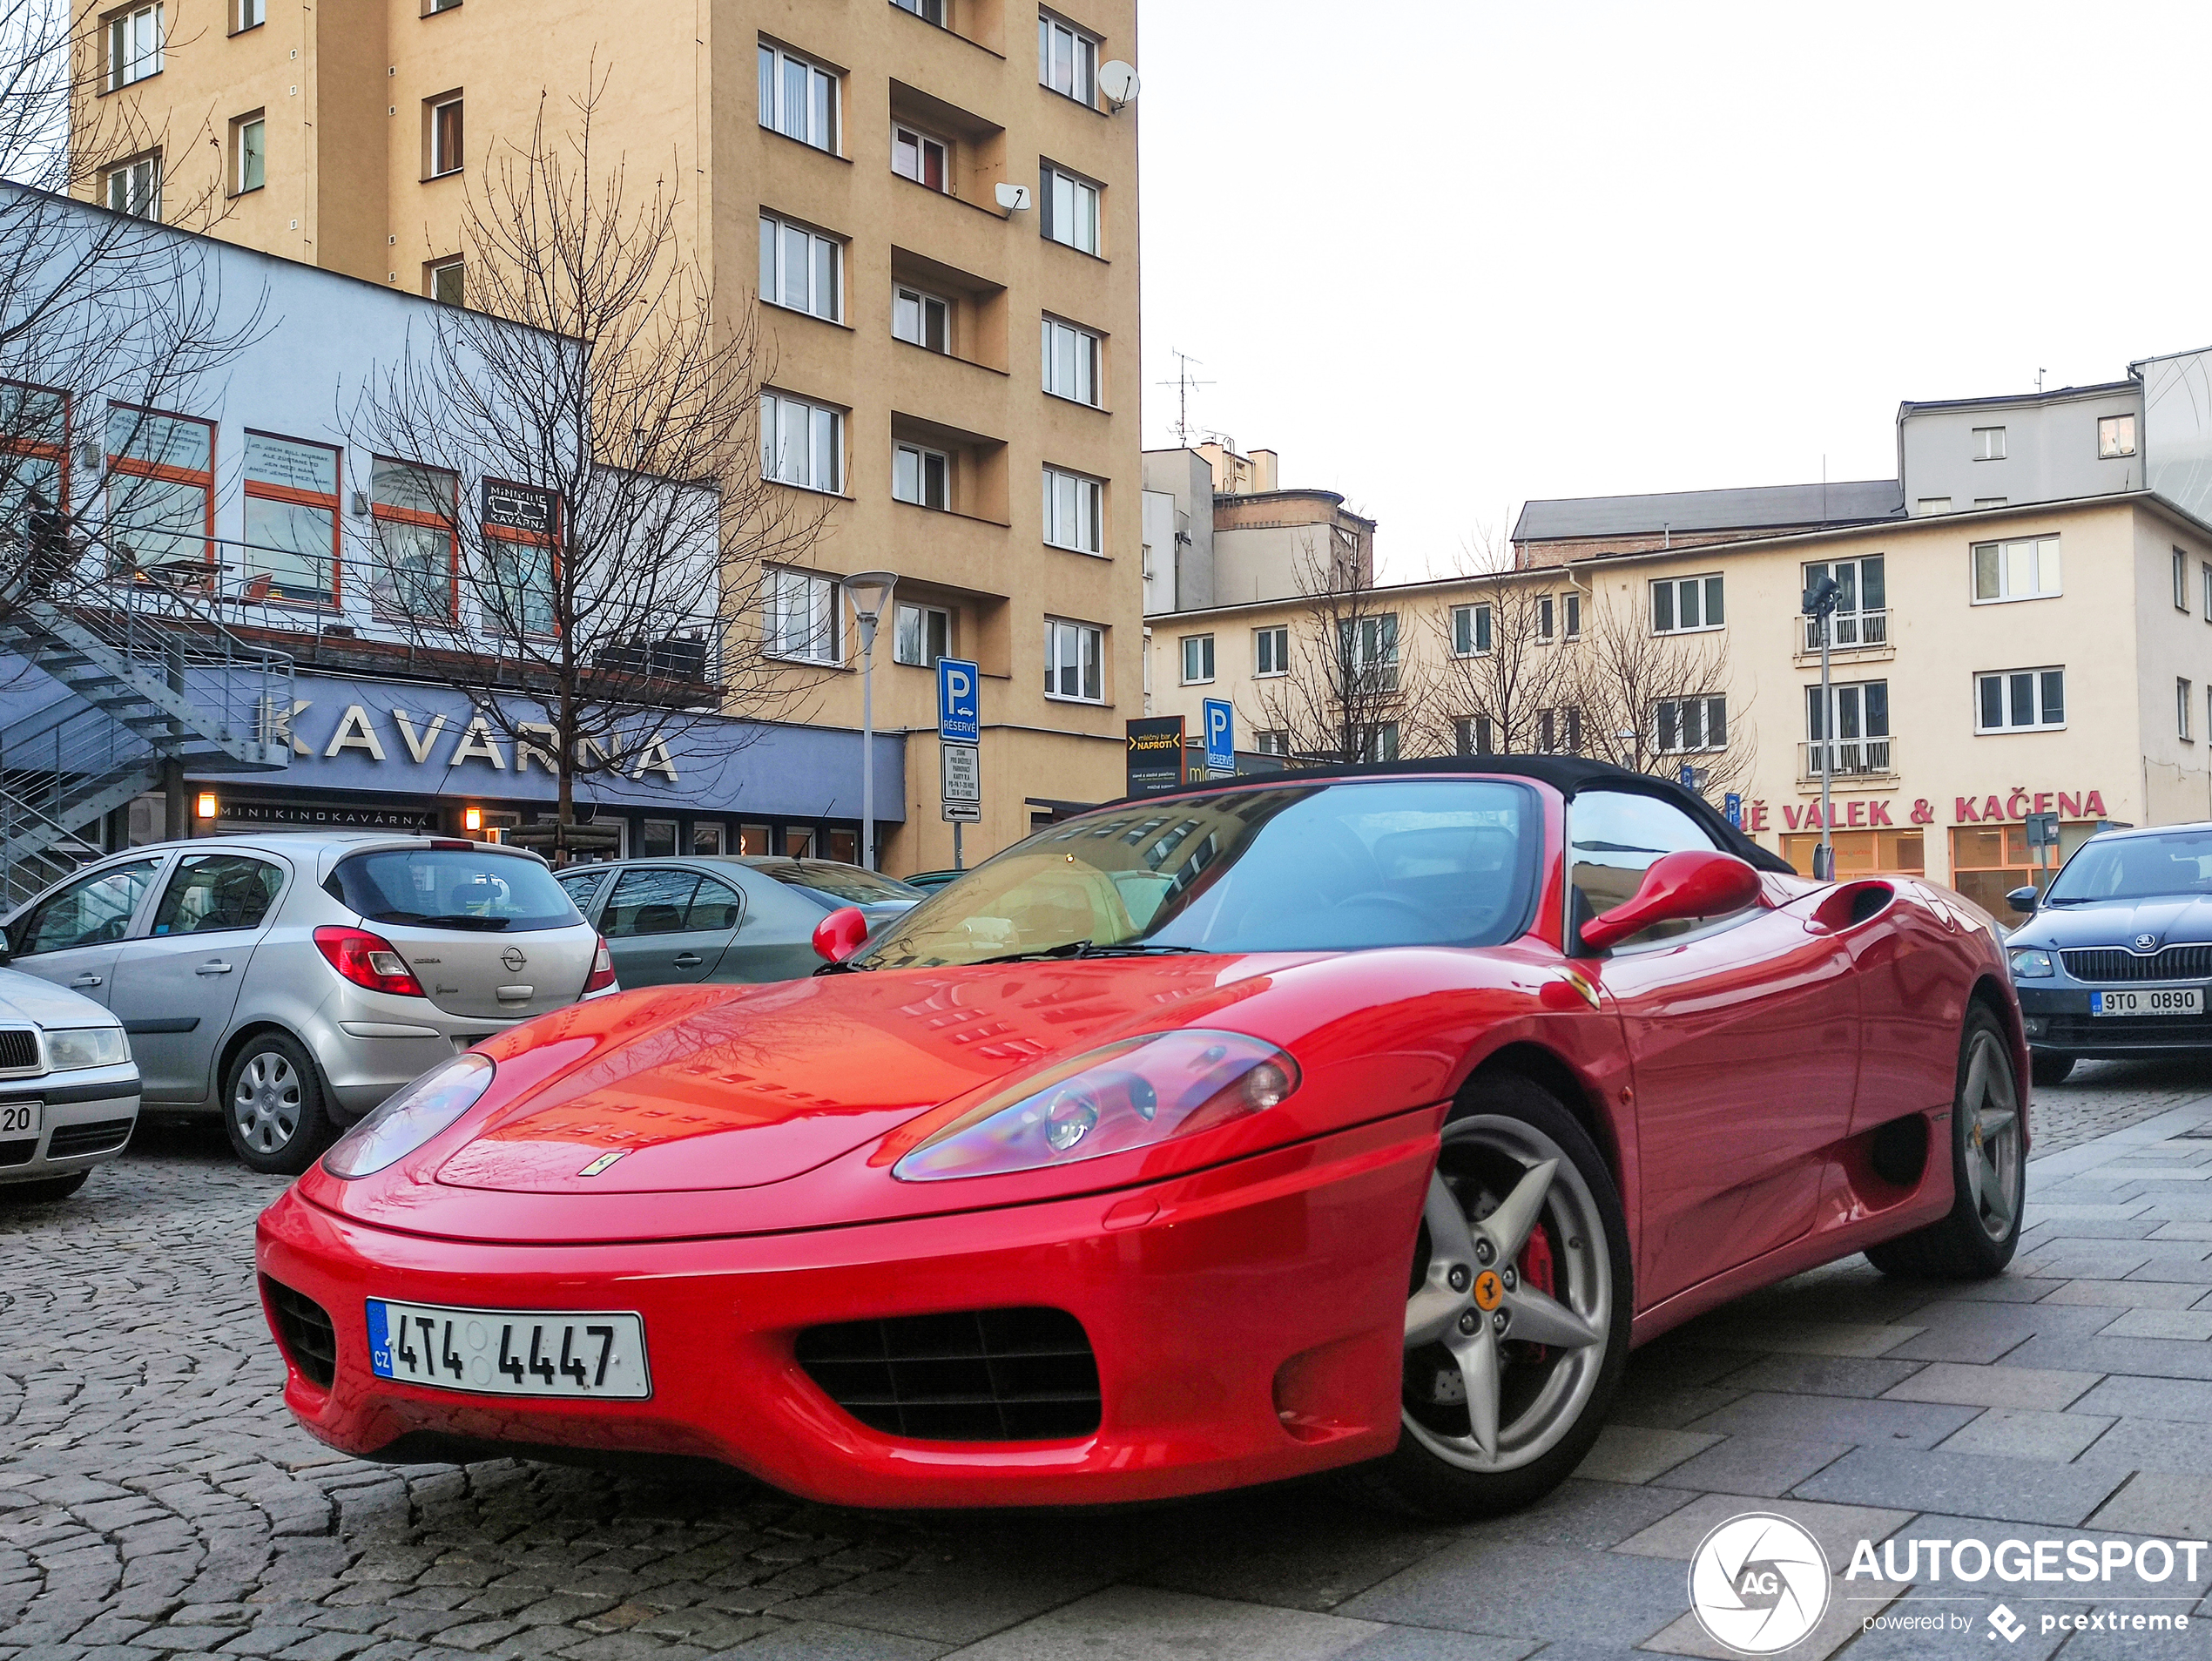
left=1136, top=2, right=2212, bottom=579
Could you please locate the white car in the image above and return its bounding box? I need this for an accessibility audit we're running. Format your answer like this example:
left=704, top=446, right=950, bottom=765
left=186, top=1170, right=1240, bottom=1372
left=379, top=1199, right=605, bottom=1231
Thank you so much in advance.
left=0, top=963, right=139, bottom=1201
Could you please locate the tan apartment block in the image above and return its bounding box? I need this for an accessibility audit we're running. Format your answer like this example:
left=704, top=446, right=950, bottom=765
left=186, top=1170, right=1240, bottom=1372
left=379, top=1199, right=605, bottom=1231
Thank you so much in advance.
left=80, top=0, right=1143, bottom=873
left=1151, top=493, right=2212, bottom=916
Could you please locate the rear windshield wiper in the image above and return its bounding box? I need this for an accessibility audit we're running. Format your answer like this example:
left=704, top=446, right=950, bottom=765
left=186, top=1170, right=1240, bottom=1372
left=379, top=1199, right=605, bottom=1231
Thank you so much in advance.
left=366, top=911, right=514, bottom=931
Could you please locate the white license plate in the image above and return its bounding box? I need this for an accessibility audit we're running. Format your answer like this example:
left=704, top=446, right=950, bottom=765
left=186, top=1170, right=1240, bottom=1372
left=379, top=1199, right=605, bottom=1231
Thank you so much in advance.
left=2092, top=987, right=2204, bottom=1016
left=367, top=1300, right=651, bottom=1399
left=0, top=1100, right=42, bottom=1138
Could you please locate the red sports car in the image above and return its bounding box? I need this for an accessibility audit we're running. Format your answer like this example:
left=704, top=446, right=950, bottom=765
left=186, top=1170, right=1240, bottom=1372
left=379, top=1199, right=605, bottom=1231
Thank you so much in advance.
left=256, top=759, right=2027, bottom=1517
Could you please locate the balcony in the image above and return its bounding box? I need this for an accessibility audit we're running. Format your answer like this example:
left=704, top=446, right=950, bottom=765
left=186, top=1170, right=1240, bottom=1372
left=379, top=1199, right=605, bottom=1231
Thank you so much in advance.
left=1794, top=609, right=1891, bottom=659
left=1797, top=737, right=1897, bottom=783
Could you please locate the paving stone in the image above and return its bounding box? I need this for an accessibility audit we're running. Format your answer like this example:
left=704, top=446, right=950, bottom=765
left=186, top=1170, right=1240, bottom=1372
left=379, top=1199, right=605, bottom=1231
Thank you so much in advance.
left=2005, top=1332, right=2212, bottom=1381
left=1879, top=1361, right=2101, bottom=1410
left=1611, top=1491, right=1909, bottom=1573
left=2074, top=1374, right=2212, bottom=1420
left=1678, top=1320, right=1923, bottom=1358
left=1640, top=1579, right=1909, bottom=1661
left=695, top=1624, right=948, bottom=1659
left=2101, top=1309, right=2212, bottom=1340
left=2090, top=1471, right=2212, bottom=1537
left=1130, top=1491, right=1459, bottom=1613
left=1568, top=1426, right=1719, bottom=1486
left=1680, top=1391, right=1979, bottom=1448
left=1335, top=1544, right=1686, bottom=1647
left=947, top=1587, right=1386, bottom=1661
left=1935, top=1407, right=2116, bottom=1462
left=1646, top=1435, right=1851, bottom=1498
left=1711, top=1354, right=1927, bottom=1398
left=1792, top=1446, right=2129, bottom=1526
left=2040, top=1279, right=2212, bottom=1308
left=2075, top=1418, right=2212, bottom=1476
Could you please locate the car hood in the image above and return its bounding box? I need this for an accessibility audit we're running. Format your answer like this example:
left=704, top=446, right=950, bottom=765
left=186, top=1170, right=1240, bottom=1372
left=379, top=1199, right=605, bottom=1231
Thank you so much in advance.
left=0, top=967, right=118, bottom=1031
left=429, top=956, right=1291, bottom=1195
left=2010, top=894, right=2212, bottom=951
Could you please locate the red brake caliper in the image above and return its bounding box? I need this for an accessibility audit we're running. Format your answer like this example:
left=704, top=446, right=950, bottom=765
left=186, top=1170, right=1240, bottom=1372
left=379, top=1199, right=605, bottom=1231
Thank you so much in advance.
left=1519, top=1224, right=1556, bottom=1362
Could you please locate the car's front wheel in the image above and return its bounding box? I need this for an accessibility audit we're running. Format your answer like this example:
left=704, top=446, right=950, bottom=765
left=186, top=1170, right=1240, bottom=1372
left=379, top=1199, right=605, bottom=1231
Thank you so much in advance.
left=1359, top=1075, right=1632, bottom=1519
left=2031, top=1050, right=2076, bottom=1086
left=1866, top=1005, right=2025, bottom=1279
left=224, top=1033, right=336, bottom=1176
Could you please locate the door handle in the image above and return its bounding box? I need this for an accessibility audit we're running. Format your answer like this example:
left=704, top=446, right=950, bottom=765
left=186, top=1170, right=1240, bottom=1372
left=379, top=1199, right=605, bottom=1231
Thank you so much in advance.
left=672, top=953, right=703, bottom=968
left=70, top=974, right=101, bottom=989
left=195, top=962, right=234, bottom=976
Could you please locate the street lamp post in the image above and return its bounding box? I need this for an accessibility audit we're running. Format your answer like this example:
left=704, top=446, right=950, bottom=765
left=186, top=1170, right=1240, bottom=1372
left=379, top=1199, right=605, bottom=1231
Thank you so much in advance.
left=843, top=571, right=898, bottom=871
left=1803, top=575, right=1842, bottom=882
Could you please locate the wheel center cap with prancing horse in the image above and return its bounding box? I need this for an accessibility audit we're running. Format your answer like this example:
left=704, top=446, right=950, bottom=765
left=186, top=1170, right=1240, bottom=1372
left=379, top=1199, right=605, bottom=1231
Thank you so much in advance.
left=502, top=947, right=528, bottom=974
left=1472, top=1269, right=1504, bottom=1311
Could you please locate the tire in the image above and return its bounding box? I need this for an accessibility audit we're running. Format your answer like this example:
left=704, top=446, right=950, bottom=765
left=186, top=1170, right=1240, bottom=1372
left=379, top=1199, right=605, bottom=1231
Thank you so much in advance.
left=2031, top=1051, right=2076, bottom=1087
left=1354, top=1073, right=1633, bottom=1520
left=223, top=1032, right=336, bottom=1176
left=1866, top=1005, right=2025, bottom=1279
left=0, top=1170, right=90, bottom=1203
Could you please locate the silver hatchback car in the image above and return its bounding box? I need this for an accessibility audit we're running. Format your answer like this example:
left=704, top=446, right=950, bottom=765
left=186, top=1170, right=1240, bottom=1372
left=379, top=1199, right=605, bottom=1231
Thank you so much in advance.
left=1, top=834, right=615, bottom=1173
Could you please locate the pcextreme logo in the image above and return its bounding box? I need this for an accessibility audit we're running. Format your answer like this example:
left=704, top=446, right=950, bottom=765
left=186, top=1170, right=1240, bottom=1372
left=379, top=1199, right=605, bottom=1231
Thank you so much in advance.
left=1689, top=1514, right=1830, bottom=1654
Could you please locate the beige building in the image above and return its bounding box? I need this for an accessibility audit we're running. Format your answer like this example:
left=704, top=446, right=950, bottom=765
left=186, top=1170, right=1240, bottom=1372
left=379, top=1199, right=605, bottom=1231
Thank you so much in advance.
left=1151, top=491, right=2212, bottom=918
left=81, top=0, right=1143, bottom=874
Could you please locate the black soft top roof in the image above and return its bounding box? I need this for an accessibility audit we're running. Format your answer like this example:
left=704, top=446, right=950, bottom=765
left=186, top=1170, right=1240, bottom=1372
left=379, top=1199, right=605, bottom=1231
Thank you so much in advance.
left=1111, top=754, right=1797, bottom=875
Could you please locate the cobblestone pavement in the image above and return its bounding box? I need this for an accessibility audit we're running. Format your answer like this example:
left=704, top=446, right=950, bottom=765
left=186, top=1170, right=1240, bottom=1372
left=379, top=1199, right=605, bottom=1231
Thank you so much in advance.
left=5, top=1060, right=2212, bottom=1661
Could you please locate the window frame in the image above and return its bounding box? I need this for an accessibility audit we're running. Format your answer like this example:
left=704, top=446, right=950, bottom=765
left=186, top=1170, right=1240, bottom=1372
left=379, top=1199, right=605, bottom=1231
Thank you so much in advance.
left=427, top=256, right=463, bottom=305
left=231, top=111, right=265, bottom=194
left=1973, top=425, right=2006, bottom=462
left=892, top=600, right=952, bottom=667
left=1044, top=616, right=1104, bottom=704
left=1973, top=666, right=2066, bottom=735
left=1535, top=595, right=1554, bottom=643
left=1042, top=463, right=1103, bottom=554
left=2099, top=413, right=2138, bottom=459
left=1655, top=694, right=1728, bottom=755
left=427, top=93, right=463, bottom=179
left=893, top=282, right=950, bottom=353
left=759, top=212, right=843, bottom=323
left=241, top=429, right=342, bottom=607
left=1037, top=10, right=1099, bottom=108
left=1040, top=161, right=1102, bottom=255
left=892, top=122, right=950, bottom=192
left=480, top=482, right=558, bottom=639
left=1649, top=572, right=1725, bottom=635
left=104, top=402, right=213, bottom=578
left=2183, top=678, right=2195, bottom=744
left=1179, top=632, right=1214, bottom=685
left=760, top=390, right=845, bottom=495
left=2176, top=547, right=2191, bottom=611
left=766, top=567, right=841, bottom=665
left=757, top=41, right=840, bottom=154
left=892, top=0, right=946, bottom=23
left=1451, top=602, right=1493, bottom=658
left=368, top=455, right=460, bottom=623
left=1454, top=714, right=1494, bottom=757
left=104, top=151, right=161, bottom=219
left=1, top=381, right=72, bottom=529
left=1800, top=554, right=1887, bottom=648
left=1969, top=535, right=2061, bottom=604
left=233, top=0, right=265, bottom=31
left=1041, top=314, right=1103, bottom=406
left=105, top=3, right=162, bottom=91
left=892, top=439, right=950, bottom=510
left=1254, top=624, right=1289, bottom=678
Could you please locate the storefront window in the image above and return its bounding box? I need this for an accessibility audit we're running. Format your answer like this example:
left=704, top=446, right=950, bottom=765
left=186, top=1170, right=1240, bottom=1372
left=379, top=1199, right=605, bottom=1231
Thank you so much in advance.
left=691, top=823, right=724, bottom=854
left=105, top=404, right=213, bottom=579
left=641, top=819, right=678, bottom=858
left=1949, top=823, right=2074, bottom=915
left=370, top=456, right=459, bottom=619
left=786, top=827, right=815, bottom=858
left=243, top=431, right=341, bottom=604
left=825, top=827, right=859, bottom=864
left=1782, top=828, right=1925, bottom=879
left=740, top=824, right=771, bottom=855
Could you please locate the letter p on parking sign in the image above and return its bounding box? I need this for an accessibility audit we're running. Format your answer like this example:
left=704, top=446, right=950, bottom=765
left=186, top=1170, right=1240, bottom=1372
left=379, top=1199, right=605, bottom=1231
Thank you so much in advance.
left=937, top=658, right=980, bottom=745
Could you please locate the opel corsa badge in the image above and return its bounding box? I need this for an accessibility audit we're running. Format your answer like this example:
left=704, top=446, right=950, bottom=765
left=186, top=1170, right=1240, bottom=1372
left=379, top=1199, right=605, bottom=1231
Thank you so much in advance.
left=502, top=947, right=529, bottom=973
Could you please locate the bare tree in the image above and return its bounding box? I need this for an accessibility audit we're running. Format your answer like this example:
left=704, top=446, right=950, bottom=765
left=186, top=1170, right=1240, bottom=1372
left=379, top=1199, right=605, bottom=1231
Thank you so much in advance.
left=1421, top=556, right=1581, bottom=760
left=1568, top=582, right=1755, bottom=797
left=343, top=85, right=826, bottom=861
left=1254, top=530, right=1432, bottom=765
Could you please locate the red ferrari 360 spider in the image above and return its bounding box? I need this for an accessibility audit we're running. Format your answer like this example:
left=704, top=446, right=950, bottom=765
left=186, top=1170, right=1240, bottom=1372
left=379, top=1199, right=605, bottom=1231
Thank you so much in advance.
left=256, top=759, right=2027, bottom=1516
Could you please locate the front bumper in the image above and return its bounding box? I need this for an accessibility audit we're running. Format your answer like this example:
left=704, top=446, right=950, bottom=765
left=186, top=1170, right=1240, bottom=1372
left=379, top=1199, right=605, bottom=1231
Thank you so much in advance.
left=2016, top=983, right=2212, bottom=1057
left=0, top=1066, right=141, bottom=1182
left=254, top=1111, right=1433, bottom=1509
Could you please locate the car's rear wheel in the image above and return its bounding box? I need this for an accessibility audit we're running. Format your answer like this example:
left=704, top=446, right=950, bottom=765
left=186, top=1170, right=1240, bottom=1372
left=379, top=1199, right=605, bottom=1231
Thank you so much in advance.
left=224, top=1033, right=335, bottom=1176
left=2030, top=1050, right=2075, bottom=1086
left=1866, top=1005, right=2025, bottom=1279
left=1359, top=1075, right=1631, bottom=1519
left=0, top=1171, right=90, bottom=1203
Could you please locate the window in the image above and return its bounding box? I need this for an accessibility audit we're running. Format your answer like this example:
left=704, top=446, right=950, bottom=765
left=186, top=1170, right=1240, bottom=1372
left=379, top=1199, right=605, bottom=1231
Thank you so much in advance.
left=104, top=405, right=212, bottom=577
left=893, top=0, right=944, bottom=23
left=235, top=0, right=264, bottom=30
left=428, top=95, right=462, bottom=178
left=894, top=284, right=949, bottom=352
left=369, top=456, right=458, bottom=619
left=484, top=500, right=555, bottom=638
left=1042, top=464, right=1103, bottom=553
left=1975, top=667, right=2065, bottom=734
left=1568, top=791, right=1730, bottom=945
left=893, top=440, right=948, bottom=510
left=1536, top=595, right=1554, bottom=642
left=1451, top=603, right=1492, bottom=657
left=1971, top=535, right=2060, bottom=603
left=2100, top=413, right=2137, bottom=459
left=1562, top=591, right=1581, bottom=639
left=767, top=568, right=840, bottom=664
left=1454, top=714, right=1494, bottom=756
left=759, top=214, right=841, bottom=321
left=761, top=391, right=843, bottom=492
left=1255, top=729, right=1289, bottom=757
left=1656, top=695, right=1727, bottom=753
left=1974, top=497, right=2006, bottom=510
left=1041, top=163, right=1100, bottom=254
left=893, top=124, right=948, bottom=192
left=426, top=0, right=461, bottom=12
left=1650, top=573, right=1724, bottom=634
left=1339, top=614, right=1399, bottom=692
left=2182, top=679, right=2195, bottom=743
left=1805, top=679, right=1891, bottom=774
left=106, top=3, right=161, bottom=89
left=1916, top=497, right=1952, bottom=515
left=105, top=152, right=160, bottom=219
left=1536, top=707, right=1581, bottom=754
left=232, top=114, right=264, bottom=194
left=1973, top=426, right=2006, bottom=461
left=1801, top=555, right=1885, bottom=648
left=894, top=601, right=951, bottom=667
left=1356, top=723, right=1400, bottom=764
left=758, top=43, right=838, bottom=152
left=1038, top=12, right=1098, bottom=106
left=2177, top=547, right=2191, bottom=611
left=242, top=432, right=339, bottom=604
left=1255, top=625, right=1289, bottom=677
left=1045, top=617, right=1103, bottom=702
left=1042, top=316, right=1102, bottom=405
left=12, top=860, right=158, bottom=957
left=1, top=383, right=70, bottom=581
left=150, top=854, right=282, bottom=936
left=1180, top=634, right=1213, bottom=685
left=428, top=257, right=462, bottom=305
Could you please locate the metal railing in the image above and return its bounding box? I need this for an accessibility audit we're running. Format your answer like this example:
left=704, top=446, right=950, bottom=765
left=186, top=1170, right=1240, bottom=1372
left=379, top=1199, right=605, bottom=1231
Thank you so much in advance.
left=1797, top=609, right=1888, bottom=653
left=1797, top=737, right=1896, bottom=780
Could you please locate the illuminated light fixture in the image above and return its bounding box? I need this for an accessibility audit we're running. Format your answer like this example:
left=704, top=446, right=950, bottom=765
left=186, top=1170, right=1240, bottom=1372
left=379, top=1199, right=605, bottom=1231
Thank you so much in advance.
left=463, top=807, right=483, bottom=833
left=194, top=792, right=218, bottom=820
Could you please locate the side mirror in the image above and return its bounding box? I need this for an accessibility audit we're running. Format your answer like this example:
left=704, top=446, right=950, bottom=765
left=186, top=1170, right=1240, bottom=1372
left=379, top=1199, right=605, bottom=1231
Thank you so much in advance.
left=812, top=905, right=869, bottom=965
left=1581, top=850, right=1763, bottom=953
left=2004, top=885, right=2040, bottom=916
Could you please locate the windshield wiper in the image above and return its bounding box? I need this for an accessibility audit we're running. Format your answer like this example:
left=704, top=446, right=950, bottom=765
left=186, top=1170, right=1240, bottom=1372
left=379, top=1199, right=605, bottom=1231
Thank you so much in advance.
left=1075, top=942, right=1202, bottom=957
left=972, top=940, right=1094, bottom=965
left=368, top=911, right=513, bottom=931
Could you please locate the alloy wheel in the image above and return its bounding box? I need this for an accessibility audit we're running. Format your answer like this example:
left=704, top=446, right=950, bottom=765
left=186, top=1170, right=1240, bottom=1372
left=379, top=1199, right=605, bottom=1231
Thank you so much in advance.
left=1960, top=1029, right=2022, bottom=1241
left=1402, top=1113, right=1613, bottom=1472
left=234, top=1051, right=302, bottom=1154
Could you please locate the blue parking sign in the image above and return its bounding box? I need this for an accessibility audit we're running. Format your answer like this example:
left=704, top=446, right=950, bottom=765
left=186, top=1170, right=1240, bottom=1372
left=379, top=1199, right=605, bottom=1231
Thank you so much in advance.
left=937, top=658, right=979, bottom=745
left=1203, top=698, right=1234, bottom=773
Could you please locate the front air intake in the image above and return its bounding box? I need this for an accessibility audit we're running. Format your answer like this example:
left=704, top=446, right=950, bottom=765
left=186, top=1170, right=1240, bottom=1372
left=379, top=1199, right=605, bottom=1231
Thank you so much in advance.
left=794, top=1307, right=1101, bottom=1442
left=262, top=1276, right=338, bottom=1388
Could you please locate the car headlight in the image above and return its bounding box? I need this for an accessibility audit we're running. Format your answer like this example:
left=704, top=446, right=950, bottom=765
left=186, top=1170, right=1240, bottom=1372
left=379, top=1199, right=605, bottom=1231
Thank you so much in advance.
left=892, top=1029, right=1298, bottom=1183
left=323, top=1052, right=495, bottom=1179
left=2009, top=947, right=2055, bottom=979
left=44, top=1026, right=129, bottom=1070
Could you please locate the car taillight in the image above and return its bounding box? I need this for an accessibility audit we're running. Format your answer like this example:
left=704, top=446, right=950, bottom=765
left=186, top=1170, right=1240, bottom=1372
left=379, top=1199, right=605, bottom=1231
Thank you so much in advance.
left=314, top=925, right=427, bottom=996
left=585, top=935, right=617, bottom=993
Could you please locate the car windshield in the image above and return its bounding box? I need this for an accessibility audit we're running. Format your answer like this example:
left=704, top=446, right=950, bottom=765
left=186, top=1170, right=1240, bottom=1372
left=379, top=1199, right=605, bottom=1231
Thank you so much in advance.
left=2047, top=831, right=2212, bottom=903
left=753, top=860, right=920, bottom=906
left=857, top=779, right=1536, bottom=969
left=326, top=847, right=580, bottom=932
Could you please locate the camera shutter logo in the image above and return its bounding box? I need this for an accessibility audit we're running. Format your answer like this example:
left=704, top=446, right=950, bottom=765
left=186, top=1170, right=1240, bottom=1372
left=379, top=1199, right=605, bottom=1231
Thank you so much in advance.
left=1688, top=1513, right=1830, bottom=1654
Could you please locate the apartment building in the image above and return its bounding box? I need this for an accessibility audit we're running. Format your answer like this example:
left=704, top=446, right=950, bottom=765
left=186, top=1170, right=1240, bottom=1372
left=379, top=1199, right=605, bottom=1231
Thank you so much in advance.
left=79, top=0, right=1142, bottom=871
left=1140, top=440, right=1376, bottom=612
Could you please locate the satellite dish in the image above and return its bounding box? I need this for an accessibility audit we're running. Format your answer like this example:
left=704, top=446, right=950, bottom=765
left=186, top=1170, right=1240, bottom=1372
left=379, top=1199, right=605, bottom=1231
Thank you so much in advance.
left=1097, top=59, right=1140, bottom=107
left=995, top=181, right=1032, bottom=213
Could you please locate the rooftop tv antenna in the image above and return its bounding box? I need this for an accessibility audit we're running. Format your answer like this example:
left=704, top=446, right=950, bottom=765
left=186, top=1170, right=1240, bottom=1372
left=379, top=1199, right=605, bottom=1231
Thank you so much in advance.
left=1158, top=348, right=1214, bottom=447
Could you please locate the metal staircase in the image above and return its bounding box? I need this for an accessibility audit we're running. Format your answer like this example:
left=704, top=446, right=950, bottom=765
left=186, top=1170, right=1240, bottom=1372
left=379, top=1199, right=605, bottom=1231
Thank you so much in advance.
left=0, top=563, right=294, bottom=908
